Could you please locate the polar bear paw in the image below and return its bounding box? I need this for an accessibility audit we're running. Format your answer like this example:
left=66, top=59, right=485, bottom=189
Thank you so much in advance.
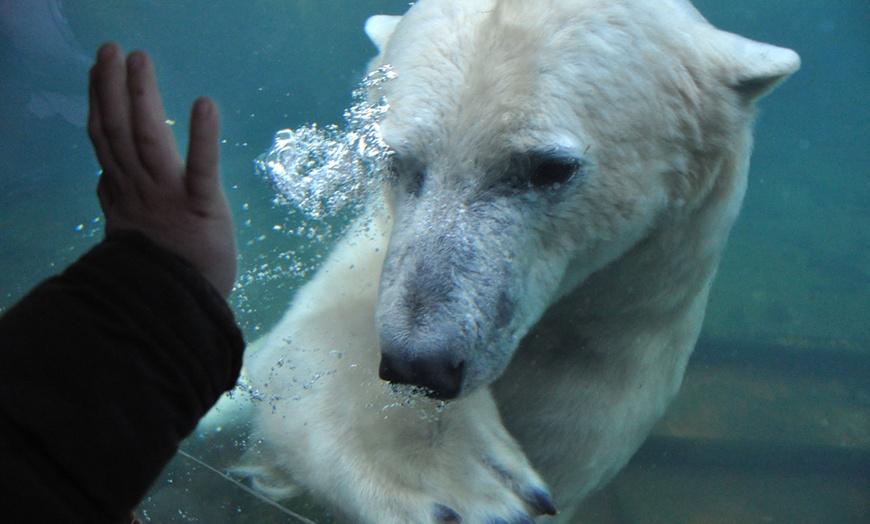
left=330, top=391, right=558, bottom=524
left=344, top=411, right=559, bottom=524
left=245, top=387, right=557, bottom=523
left=385, top=423, right=560, bottom=524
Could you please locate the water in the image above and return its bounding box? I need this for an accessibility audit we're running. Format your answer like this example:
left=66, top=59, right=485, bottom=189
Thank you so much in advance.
left=0, top=1, right=867, bottom=522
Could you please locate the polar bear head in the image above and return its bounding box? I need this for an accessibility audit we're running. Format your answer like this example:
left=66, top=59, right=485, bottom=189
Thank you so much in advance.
left=366, top=0, right=798, bottom=399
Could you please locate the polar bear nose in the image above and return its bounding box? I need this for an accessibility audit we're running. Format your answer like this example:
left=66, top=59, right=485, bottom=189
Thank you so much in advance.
left=378, top=352, right=465, bottom=399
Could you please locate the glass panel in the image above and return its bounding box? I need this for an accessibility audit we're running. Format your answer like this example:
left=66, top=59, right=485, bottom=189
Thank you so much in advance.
left=0, top=1, right=866, bottom=522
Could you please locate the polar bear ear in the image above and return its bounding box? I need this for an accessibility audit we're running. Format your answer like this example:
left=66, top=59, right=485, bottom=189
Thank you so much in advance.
left=365, top=15, right=403, bottom=54
left=717, top=31, right=801, bottom=101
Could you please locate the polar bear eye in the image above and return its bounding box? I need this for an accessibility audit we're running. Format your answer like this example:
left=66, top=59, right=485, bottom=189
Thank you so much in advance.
left=404, top=168, right=426, bottom=196
left=387, top=154, right=426, bottom=197
left=528, top=156, right=583, bottom=189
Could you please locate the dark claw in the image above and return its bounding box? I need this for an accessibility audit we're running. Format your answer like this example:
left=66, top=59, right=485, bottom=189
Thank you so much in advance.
left=527, top=489, right=559, bottom=516
left=434, top=503, right=462, bottom=523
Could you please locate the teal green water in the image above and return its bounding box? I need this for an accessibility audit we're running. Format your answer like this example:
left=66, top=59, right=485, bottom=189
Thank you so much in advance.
left=0, top=1, right=867, bottom=522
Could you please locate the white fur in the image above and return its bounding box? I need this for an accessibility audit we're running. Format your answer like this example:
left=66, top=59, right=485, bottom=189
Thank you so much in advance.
left=226, top=1, right=799, bottom=522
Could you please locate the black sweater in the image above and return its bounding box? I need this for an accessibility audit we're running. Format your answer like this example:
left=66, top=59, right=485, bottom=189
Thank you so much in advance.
left=0, top=231, right=245, bottom=522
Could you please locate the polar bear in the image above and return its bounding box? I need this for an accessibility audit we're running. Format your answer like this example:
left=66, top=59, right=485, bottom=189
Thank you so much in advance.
left=232, top=0, right=799, bottom=522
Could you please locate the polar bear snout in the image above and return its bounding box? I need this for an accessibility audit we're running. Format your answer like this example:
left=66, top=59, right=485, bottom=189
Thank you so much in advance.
left=378, top=345, right=466, bottom=399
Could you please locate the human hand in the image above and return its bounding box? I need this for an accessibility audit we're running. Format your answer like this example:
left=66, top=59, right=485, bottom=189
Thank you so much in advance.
left=88, top=42, right=237, bottom=298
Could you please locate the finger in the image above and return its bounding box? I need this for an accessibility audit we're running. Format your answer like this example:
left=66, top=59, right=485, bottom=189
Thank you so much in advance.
left=126, top=50, right=183, bottom=181
left=185, top=97, right=222, bottom=205
left=88, top=62, right=124, bottom=182
left=89, top=45, right=130, bottom=212
left=93, top=43, right=146, bottom=182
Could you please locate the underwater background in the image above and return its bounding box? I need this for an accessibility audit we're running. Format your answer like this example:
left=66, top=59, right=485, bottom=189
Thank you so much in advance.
left=0, top=1, right=867, bottom=522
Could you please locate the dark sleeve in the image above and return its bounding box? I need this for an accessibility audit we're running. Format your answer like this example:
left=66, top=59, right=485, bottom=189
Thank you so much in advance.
left=0, top=230, right=245, bottom=523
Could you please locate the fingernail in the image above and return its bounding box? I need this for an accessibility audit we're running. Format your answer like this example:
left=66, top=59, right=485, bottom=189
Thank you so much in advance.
left=127, top=51, right=145, bottom=71
left=193, top=98, right=211, bottom=117
left=98, top=43, right=117, bottom=61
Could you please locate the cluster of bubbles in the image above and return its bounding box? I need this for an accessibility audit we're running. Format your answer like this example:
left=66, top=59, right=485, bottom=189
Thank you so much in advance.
left=254, top=65, right=397, bottom=221
left=232, top=67, right=397, bottom=336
